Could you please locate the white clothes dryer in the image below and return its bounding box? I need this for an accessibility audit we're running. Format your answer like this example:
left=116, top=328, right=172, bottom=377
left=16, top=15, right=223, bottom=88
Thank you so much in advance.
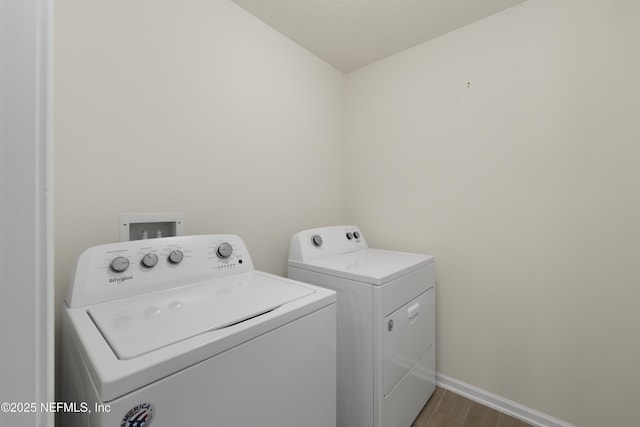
left=288, top=225, right=435, bottom=427
left=62, top=234, right=336, bottom=427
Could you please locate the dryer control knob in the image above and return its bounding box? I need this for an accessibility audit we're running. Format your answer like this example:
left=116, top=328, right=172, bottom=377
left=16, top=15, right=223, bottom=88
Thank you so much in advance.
left=216, top=242, right=233, bottom=259
left=311, top=234, right=323, bottom=247
left=168, top=250, right=184, bottom=264
left=141, top=253, right=158, bottom=268
left=110, top=256, right=130, bottom=273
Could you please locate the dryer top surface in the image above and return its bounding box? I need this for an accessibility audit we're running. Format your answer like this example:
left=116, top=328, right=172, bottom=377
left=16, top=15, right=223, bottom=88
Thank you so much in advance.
left=290, top=248, right=434, bottom=285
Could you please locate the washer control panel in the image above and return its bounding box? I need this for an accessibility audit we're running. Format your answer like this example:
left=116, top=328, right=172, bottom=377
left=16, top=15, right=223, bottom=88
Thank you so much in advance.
left=289, top=225, right=368, bottom=262
left=67, top=234, right=254, bottom=308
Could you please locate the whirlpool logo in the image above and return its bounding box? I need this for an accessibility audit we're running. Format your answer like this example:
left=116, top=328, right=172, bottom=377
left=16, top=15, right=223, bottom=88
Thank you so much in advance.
left=108, top=275, right=133, bottom=284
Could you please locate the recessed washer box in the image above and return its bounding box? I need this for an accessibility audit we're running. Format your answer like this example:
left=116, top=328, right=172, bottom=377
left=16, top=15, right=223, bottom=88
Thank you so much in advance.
left=120, top=212, right=184, bottom=241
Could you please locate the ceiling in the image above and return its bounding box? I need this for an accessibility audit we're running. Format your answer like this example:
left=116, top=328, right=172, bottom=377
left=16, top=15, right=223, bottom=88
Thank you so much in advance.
left=231, top=0, right=527, bottom=73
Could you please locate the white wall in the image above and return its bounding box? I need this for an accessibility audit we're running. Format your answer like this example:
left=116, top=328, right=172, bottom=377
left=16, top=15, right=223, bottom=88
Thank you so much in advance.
left=55, top=0, right=346, bottom=286
left=0, top=0, right=54, bottom=426
left=345, top=1, right=640, bottom=426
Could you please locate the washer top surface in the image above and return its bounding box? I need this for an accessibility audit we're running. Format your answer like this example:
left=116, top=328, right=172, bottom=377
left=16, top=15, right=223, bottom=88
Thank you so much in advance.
left=292, top=248, right=432, bottom=285
left=89, top=271, right=314, bottom=360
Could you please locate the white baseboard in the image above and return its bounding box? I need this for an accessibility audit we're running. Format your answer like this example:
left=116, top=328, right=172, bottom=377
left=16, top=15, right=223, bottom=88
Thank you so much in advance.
left=436, top=373, right=575, bottom=427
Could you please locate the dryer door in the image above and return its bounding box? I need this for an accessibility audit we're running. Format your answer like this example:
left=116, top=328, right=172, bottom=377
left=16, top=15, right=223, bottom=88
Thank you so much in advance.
left=383, top=287, right=434, bottom=396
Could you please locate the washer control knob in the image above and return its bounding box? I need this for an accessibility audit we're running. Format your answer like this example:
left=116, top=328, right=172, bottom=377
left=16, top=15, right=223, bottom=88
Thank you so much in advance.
left=353, top=231, right=360, bottom=239
left=110, top=256, right=130, bottom=273
left=311, top=234, right=323, bottom=247
left=346, top=232, right=353, bottom=240
left=141, top=253, right=158, bottom=268
left=216, top=242, right=233, bottom=259
left=168, top=250, right=184, bottom=264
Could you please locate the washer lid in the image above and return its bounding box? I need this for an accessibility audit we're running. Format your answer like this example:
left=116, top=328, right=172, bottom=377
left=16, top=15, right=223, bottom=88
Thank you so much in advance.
left=291, top=248, right=433, bottom=285
left=88, top=272, right=315, bottom=360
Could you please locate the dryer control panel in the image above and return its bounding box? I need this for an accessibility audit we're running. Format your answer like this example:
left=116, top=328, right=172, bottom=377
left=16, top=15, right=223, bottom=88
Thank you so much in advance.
left=289, top=225, right=368, bottom=262
left=66, top=235, right=254, bottom=308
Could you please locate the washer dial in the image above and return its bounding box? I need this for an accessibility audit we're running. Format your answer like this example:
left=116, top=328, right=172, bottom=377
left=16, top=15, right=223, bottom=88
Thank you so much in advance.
left=168, top=250, right=184, bottom=264
left=141, top=253, right=158, bottom=268
left=216, top=242, right=233, bottom=259
left=110, top=256, right=130, bottom=273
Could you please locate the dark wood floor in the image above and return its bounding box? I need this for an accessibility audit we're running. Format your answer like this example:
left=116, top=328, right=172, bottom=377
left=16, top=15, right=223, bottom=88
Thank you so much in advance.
left=412, top=387, right=532, bottom=427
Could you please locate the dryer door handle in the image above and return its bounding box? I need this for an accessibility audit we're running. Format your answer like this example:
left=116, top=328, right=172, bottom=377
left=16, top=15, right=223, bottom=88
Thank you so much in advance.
left=407, top=302, right=420, bottom=321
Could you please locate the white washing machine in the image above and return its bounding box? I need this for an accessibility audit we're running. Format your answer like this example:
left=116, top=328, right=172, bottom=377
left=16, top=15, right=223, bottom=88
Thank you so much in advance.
left=62, top=234, right=336, bottom=427
left=288, top=225, right=436, bottom=427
